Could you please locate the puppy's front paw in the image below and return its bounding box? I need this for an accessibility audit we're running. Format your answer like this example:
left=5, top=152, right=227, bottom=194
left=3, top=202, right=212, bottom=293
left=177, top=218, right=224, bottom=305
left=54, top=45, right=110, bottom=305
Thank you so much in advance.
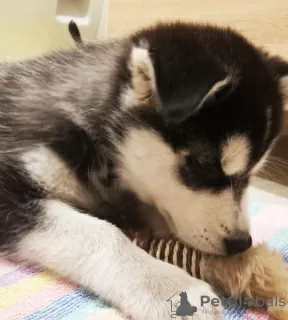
left=184, top=282, right=223, bottom=320
left=125, top=260, right=223, bottom=320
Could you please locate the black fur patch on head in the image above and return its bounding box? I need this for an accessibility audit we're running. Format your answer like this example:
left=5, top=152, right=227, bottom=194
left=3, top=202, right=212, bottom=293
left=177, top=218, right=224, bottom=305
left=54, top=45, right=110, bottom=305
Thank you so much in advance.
left=129, top=22, right=285, bottom=199
left=132, top=23, right=229, bottom=123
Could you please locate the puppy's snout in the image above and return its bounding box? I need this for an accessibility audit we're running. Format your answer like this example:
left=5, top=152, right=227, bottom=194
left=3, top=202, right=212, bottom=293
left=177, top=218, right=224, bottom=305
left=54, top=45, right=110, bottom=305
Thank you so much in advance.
left=224, top=234, right=252, bottom=255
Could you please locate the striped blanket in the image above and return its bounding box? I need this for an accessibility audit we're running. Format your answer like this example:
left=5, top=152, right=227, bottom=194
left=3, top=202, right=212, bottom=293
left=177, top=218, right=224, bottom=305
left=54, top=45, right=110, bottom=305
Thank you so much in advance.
left=0, top=186, right=287, bottom=320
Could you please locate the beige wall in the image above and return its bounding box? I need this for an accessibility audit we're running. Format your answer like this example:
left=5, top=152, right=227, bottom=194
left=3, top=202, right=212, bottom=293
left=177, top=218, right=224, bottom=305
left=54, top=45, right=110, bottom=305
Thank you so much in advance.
left=0, top=0, right=108, bottom=60
left=108, top=0, right=288, bottom=58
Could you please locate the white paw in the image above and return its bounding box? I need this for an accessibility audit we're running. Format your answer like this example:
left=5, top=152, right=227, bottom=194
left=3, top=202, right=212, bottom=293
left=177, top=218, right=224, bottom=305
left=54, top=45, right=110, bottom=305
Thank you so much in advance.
left=123, top=259, right=223, bottom=320
left=184, top=282, right=223, bottom=320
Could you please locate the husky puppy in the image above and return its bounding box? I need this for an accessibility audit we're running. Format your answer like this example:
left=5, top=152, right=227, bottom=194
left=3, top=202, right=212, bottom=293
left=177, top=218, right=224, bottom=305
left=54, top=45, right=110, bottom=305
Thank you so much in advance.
left=0, top=22, right=287, bottom=320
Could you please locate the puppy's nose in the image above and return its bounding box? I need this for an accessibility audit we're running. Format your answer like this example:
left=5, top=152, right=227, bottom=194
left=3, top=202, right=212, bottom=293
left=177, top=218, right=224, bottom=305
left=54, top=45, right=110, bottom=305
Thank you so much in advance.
left=224, top=235, right=252, bottom=255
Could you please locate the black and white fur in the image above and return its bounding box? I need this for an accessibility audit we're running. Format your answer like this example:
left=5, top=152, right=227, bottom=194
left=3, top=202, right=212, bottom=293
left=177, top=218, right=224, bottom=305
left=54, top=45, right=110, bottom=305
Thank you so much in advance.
left=0, top=22, right=287, bottom=320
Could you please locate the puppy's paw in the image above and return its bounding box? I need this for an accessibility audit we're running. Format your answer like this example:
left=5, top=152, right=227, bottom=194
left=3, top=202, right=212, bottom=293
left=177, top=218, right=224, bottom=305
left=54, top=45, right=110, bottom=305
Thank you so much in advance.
left=125, top=260, right=223, bottom=320
left=185, top=282, right=223, bottom=320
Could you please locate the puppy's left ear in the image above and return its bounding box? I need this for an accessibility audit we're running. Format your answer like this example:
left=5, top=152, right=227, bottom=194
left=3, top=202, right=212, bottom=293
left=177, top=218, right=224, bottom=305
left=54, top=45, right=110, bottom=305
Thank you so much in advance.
left=159, top=75, right=233, bottom=124
left=265, top=54, right=288, bottom=108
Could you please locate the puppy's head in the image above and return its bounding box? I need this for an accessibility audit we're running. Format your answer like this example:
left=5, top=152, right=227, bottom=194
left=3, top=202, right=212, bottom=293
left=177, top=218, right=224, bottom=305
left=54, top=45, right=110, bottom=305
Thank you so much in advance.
left=116, top=22, right=288, bottom=255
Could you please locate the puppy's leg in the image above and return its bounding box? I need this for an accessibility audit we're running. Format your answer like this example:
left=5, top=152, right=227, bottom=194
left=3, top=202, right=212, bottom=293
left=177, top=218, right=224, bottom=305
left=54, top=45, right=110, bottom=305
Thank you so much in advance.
left=10, top=199, right=222, bottom=320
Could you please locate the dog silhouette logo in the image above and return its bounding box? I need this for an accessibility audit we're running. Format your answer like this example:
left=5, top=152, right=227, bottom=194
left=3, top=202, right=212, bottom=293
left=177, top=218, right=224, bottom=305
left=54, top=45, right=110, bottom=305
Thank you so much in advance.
left=167, top=291, right=198, bottom=318
left=176, top=292, right=197, bottom=316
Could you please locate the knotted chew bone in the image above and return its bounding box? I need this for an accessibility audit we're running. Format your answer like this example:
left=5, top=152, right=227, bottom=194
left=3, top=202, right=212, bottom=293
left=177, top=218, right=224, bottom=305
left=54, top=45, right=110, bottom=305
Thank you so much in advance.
left=133, top=234, right=288, bottom=320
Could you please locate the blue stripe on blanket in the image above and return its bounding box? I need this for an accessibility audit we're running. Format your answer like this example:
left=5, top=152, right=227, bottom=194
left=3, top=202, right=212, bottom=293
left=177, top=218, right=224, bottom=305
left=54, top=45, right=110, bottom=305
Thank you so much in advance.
left=24, top=290, right=99, bottom=320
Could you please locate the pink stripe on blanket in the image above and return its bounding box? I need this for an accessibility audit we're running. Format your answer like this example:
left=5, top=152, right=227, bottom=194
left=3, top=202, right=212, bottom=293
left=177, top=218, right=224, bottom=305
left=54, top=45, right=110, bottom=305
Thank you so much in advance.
left=250, top=205, right=288, bottom=244
left=0, top=280, right=75, bottom=320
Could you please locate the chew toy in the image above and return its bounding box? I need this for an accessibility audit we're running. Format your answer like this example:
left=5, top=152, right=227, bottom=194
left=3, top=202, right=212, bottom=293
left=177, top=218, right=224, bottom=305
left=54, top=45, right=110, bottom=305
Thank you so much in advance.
left=132, top=234, right=288, bottom=320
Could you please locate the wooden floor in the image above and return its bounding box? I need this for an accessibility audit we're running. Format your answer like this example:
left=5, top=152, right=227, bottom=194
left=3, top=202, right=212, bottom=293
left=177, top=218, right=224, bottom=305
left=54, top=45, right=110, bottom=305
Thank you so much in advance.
left=108, top=0, right=288, bottom=57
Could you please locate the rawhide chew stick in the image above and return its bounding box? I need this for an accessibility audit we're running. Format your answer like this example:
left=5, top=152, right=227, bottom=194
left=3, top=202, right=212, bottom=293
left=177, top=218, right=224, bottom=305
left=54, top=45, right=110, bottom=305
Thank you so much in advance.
left=147, top=238, right=203, bottom=279
left=133, top=234, right=288, bottom=320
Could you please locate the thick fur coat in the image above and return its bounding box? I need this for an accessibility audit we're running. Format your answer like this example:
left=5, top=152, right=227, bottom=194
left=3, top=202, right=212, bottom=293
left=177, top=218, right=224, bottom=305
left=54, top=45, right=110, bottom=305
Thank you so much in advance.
left=0, top=22, right=287, bottom=319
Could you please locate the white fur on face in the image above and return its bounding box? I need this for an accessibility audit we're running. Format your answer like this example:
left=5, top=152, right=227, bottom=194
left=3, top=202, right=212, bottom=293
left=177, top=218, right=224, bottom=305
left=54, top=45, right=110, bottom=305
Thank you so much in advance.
left=118, top=128, right=250, bottom=254
left=221, top=135, right=250, bottom=176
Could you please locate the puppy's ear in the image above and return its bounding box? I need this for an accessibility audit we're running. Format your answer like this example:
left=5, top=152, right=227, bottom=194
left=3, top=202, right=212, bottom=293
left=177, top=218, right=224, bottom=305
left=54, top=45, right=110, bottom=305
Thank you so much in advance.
left=153, top=47, right=234, bottom=124
left=264, top=54, right=288, bottom=108
left=125, top=41, right=234, bottom=123
left=124, top=43, right=157, bottom=107
left=160, top=76, right=233, bottom=124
